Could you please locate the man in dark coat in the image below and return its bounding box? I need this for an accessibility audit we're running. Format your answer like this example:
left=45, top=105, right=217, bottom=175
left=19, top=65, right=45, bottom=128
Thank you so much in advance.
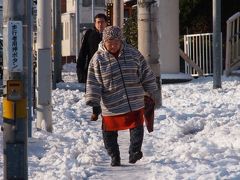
left=76, top=13, right=107, bottom=121
left=76, top=13, right=107, bottom=83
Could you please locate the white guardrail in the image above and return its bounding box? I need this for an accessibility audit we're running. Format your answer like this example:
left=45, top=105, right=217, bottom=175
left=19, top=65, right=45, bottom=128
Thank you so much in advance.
left=184, top=33, right=222, bottom=76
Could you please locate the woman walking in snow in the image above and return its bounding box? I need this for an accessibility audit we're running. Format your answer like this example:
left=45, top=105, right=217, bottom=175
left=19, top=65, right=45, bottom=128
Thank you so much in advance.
left=85, top=26, right=157, bottom=166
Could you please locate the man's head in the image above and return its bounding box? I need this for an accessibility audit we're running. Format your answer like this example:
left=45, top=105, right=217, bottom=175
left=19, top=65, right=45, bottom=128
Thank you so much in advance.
left=94, top=13, right=107, bottom=33
left=103, top=26, right=123, bottom=54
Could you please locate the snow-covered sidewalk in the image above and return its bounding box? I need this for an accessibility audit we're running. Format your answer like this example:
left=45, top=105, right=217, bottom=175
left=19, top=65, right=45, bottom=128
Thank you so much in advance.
left=1, top=63, right=240, bottom=179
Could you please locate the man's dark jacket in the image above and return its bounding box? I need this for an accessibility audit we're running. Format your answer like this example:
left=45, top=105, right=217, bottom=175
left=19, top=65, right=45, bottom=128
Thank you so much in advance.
left=76, top=28, right=102, bottom=83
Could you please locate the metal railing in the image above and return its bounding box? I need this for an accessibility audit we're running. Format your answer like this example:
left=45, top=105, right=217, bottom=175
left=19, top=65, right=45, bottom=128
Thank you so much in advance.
left=184, top=33, right=222, bottom=76
left=184, top=33, right=213, bottom=76
left=225, top=12, right=240, bottom=76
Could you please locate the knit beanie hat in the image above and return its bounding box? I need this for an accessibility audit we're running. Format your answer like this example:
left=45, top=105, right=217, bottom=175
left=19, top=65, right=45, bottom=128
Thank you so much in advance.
left=102, top=26, right=123, bottom=42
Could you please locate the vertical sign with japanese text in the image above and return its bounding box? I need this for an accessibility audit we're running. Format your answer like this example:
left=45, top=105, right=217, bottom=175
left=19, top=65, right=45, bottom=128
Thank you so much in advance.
left=7, top=21, right=23, bottom=72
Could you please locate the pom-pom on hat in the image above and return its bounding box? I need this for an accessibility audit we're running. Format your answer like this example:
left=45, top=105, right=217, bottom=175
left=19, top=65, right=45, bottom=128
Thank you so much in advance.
left=102, top=26, right=123, bottom=42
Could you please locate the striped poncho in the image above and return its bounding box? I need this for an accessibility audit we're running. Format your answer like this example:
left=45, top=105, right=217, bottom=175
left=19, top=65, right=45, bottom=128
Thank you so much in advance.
left=85, top=42, right=158, bottom=116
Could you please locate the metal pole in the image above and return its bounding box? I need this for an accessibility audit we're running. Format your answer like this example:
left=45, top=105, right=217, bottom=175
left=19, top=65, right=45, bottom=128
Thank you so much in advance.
left=28, top=0, right=33, bottom=138
left=76, top=0, right=80, bottom=60
left=54, top=0, right=63, bottom=85
left=2, top=0, right=30, bottom=178
left=79, top=0, right=82, bottom=41
left=36, top=0, right=53, bottom=132
left=138, top=0, right=162, bottom=107
left=92, top=0, right=95, bottom=23
left=52, top=0, right=56, bottom=89
left=213, top=0, right=222, bottom=88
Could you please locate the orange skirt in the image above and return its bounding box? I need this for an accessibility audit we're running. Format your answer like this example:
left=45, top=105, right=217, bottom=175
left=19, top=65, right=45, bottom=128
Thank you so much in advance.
left=102, top=108, right=144, bottom=131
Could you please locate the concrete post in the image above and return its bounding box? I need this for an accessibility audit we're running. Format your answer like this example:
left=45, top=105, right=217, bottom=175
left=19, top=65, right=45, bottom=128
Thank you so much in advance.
left=158, top=0, right=179, bottom=73
left=2, top=0, right=31, bottom=178
left=113, top=0, right=124, bottom=28
left=138, top=0, right=162, bottom=107
left=36, top=0, right=53, bottom=132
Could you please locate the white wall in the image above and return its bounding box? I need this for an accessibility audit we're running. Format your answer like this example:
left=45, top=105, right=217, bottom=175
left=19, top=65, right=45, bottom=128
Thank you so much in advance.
left=66, top=0, right=75, bottom=12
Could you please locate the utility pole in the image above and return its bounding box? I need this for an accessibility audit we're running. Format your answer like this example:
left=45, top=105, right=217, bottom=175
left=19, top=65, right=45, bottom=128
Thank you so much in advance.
left=213, top=0, right=222, bottom=89
left=2, top=0, right=31, bottom=178
left=138, top=0, right=162, bottom=107
left=52, top=0, right=63, bottom=90
left=36, top=0, right=53, bottom=132
left=76, top=0, right=80, bottom=61
left=113, top=0, right=124, bottom=28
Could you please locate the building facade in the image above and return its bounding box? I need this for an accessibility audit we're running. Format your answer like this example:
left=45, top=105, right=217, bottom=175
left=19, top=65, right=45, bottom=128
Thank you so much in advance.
left=61, top=0, right=106, bottom=62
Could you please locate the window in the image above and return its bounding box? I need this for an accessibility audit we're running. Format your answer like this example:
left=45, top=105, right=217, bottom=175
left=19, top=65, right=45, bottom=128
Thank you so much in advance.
left=82, top=0, right=105, bottom=7
left=95, top=0, right=105, bottom=7
left=82, top=0, right=91, bottom=7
